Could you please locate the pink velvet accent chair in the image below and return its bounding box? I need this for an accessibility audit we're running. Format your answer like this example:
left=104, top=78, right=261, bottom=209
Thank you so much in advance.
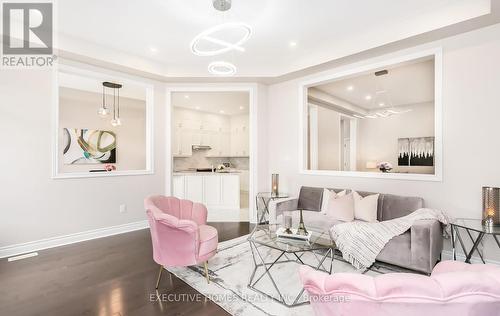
left=300, top=260, right=500, bottom=316
left=145, top=195, right=218, bottom=288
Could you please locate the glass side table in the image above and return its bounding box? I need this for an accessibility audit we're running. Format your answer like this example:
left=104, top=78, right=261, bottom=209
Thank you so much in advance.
left=255, top=192, right=289, bottom=224
left=450, top=218, right=500, bottom=263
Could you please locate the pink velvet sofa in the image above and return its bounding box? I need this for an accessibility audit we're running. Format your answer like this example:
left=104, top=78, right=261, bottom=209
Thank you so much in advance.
left=300, top=261, right=500, bottom=316
left=145, top=195, right=218, bottom=287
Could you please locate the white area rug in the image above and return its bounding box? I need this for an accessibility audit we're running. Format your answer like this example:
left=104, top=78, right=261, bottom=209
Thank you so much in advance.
left=167, top=234, right=380, bottom=316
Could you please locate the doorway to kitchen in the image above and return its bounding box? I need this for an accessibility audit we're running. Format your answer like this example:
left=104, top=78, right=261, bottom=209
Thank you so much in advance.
left=166, top=87, right=256, bottom=222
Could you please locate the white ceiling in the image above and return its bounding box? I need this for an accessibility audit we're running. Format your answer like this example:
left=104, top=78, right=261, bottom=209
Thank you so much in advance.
left=172, top=91, right=249, bottom=116
left=314, top=58, right=435, bottom=109
left=57, top=0, right=491, bottom=77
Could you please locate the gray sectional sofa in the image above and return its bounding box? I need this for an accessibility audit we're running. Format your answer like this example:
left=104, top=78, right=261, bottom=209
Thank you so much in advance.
left=272, top=186, right=443, bottom=274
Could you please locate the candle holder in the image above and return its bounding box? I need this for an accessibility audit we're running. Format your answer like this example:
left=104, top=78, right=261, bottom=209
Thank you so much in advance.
left=271, top=174, right=279, bottom=197
left=482, top=187, right=500, bottom=227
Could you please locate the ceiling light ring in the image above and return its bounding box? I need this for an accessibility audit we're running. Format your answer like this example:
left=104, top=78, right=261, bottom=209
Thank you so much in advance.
left=208, top=61, right=236, bottom=76
left=190, top=22, right=252, bottom=57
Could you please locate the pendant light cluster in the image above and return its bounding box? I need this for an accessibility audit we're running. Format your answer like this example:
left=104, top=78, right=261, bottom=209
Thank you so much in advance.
left=98, top=81, right=123, bottom=127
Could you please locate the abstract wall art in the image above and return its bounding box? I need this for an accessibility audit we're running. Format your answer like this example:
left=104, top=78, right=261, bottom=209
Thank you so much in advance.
left=63, top=128, right=116, bottom=164
left=398, top=137, right=434, bottom=166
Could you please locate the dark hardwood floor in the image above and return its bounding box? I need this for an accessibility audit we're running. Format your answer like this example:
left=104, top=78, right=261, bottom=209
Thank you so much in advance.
left=0, top=222, right=251, bottom=316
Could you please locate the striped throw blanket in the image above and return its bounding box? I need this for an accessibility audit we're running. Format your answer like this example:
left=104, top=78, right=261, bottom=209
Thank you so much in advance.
left=329, top=208, right=450, bottom=270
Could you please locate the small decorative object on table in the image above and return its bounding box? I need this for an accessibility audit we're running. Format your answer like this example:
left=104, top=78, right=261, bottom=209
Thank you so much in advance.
left=271, top=174, right=279, bottom=196
left=482, top=186, right=500, bottom=227
left=104, top=164, right=116, bottom=172
left=377, top=161, right=393, bottom=173
left=276, top=226, right=312, bottom=242
left=283, top=215, right=293, bottom=234
left=89, top=164, right=116, bottom=173
left=296, top=210, right=309, bottom=236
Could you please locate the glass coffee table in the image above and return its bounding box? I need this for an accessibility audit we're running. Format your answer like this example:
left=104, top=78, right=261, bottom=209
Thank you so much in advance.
left=247, top=224, right=335, bottom=307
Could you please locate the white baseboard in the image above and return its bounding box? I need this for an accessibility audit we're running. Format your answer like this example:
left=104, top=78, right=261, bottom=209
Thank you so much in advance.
left=441, top=250, right=500, bottom=265
left=0, top=220, right=149, bottom=259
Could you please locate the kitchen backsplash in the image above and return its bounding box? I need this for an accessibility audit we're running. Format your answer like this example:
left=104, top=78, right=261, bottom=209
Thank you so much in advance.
left=229, top=157, right=249, bottom=170
left=174, top=150, right=249, bottom=170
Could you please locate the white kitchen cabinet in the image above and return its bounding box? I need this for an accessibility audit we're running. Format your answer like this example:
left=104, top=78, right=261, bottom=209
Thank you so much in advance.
left=220, top=133, right=231, bottom=156
left=172, top=174, right=240, bottom=210
left=173, top=125, right=193, bottom=157
left=229, top=117, right=249, bottom=157
left=172, top=109, right=248, bottom=158
left=180, top=132, right=193, bottom=156
left=184, top=176, right=203, bottom=203
left=191, top=130, right=210, bottom=146
left=172, top=175, right=185, bottom=199
left=221, top=175, right=240, bottom=209
left=203, top=175, right=221, bottom=206
left=207, top=132, right=230, bottom=157
left=239, top=170, right=249, bottom=191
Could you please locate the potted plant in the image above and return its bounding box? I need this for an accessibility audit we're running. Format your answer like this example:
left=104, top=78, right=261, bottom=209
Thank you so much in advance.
left=377, top=162, right=393, bottom=173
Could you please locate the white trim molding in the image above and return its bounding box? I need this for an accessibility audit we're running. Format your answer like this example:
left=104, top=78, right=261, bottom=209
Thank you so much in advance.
left=165, top=84, right=259, bottom=223
left=0, top=220, right=148, bottom=259
left=52, top=64, right=155, bottom=179
left=298, top=47, right=443, bottom=182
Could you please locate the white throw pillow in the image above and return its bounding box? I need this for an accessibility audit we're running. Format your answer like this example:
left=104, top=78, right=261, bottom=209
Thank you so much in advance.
left=325, top=193, right=354, bottom=222
left=352, top=191, right=379, bottom=222
left=320, top=189, right=346, bottom=214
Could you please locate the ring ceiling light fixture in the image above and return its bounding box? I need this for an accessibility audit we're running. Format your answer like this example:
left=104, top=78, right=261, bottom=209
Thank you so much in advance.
left=208, top=61, right=236, bottom=76
left=190, top=22, right=252, bottom=56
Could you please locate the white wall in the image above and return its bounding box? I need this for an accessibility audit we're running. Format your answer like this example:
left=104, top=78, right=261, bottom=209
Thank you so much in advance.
left=266, top=23, right=500, bottom=260
left=59, top=88, right=147, bottom=172
left=0, top=71, right=269, bottom=250
left=317, top=106, right=341, bottom=170
left=356, top=102, right=435, bottom=174
left=0, top=65, right=166, bottom=248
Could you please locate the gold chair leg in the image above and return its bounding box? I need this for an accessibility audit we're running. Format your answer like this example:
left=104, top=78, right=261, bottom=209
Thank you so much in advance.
left=204, top=261, right=210, bottom=284
left=155, top=265, right=163, bottom=289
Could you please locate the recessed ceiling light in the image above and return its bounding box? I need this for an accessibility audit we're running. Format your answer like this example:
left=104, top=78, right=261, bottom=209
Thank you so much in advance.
left=239, top=106, right=244, bottom=110
left=191, top=22, right=252, bottom=56
left=208, top=61, right=236, bottom=76
left=347, top=85, right=354, bottom=91
left=219, top=110, right=225, bottom=114
left=184, top=95, right=190, bottom=99
left=289, top=41, right=297, bottom=47
left=365, top=95, right=372, bottom=100
left=195, top=106, right=200, bottom=110
left=149, top=47, right=158, bottom=53
left=379, top=102, right=385, bottom=107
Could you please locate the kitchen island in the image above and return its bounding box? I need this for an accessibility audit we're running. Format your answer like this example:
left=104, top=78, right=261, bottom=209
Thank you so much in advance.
left=172, top=171, right=240, bottom=211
